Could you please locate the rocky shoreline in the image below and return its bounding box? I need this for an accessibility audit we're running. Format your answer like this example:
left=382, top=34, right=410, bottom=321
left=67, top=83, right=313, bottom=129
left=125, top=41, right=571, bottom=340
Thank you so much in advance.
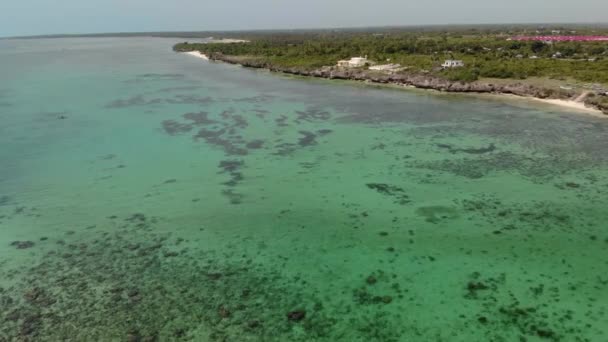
left=204, top=52, right=608, bottom=115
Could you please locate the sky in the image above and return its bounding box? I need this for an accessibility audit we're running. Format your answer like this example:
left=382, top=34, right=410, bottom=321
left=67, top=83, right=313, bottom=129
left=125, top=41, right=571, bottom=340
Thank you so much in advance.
left=2, top=0, right=608, bottom=37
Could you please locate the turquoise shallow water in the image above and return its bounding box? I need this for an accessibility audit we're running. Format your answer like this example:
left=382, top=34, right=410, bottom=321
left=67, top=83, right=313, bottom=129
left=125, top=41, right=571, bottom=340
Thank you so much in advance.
left=1, top=37, right=607, bottom=341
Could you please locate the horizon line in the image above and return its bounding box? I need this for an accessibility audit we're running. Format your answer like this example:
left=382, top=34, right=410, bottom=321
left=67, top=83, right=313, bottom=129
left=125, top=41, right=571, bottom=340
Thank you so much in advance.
left=3, top=21, right=608, bottom=40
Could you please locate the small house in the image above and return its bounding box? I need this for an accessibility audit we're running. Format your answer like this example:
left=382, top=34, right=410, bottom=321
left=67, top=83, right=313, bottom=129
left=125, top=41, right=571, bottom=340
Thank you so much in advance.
left=441, top=60, right=465, bottom=68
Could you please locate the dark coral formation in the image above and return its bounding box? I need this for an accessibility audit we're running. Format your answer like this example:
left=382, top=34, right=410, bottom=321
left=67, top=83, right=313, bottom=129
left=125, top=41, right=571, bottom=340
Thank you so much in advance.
left=286, top=310, right=306, bottom=322
left=167, top=109, right=252, bottom=156
left=0, top=216, right=334, bottom=340
left=246, top=140, right=264, bottom=149
left=460, top=195, right=576, bottom=232
left=0, top=195, right=11, bottom=206
left=216, top=160, right=246, bottom=203
left=194, top=128, right=249, bottom=156
left=353, top=271, right=400, bottom=307
left=3, top=212, right=424, bottom=340
left=162, top=111, right=218, bottom=136
left=106, top=94, right=213, bottom=108
left=412, top=151, right=595, bottom=181
left=273, top=142, right=298, bottom=156
left=366, top=183, right=411, bottom=205
left=436, top=143, right=497, bottom=154
left=218, top=160, right=245, bottom=188
left=415, top=206, right=459, bottom=224
left=10, top=241, right=35, bottom=249
left=461, top=272, right=585, bottom=341
left=165, top=95, right=214, bottom=105
left=298, top=131, right=317, bottom=147
left=275, top=115, right=289, bottom=127
left=133, top=73, right=185, bottom=81
left=162, top=120, right=193, bottom=135
left=295, top=107, right=331, bottom=123
left=182, top=111, right=217, bottom=125
left=232, top=95, right=275, bottom=103
left=106, top=95, right=163, bottom=108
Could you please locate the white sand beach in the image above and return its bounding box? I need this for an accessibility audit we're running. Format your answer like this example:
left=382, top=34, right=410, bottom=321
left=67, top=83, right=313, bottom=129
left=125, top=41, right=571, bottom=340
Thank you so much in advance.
left=528, top=97, right=605, bottom=117
left=184, top=51, right=209, bottom=60
left=475, top=93, right=605, bottom=117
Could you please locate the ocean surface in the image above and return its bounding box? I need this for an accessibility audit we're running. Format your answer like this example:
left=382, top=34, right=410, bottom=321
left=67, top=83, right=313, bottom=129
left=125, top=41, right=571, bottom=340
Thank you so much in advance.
left=1, top=37, right=607, bottom=341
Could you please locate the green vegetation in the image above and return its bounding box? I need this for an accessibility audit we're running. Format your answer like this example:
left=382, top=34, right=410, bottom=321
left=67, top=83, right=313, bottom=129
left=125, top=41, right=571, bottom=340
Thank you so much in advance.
left=173, top=25, right=608, bottom=85
left=587, top=92, right=608, bottom=109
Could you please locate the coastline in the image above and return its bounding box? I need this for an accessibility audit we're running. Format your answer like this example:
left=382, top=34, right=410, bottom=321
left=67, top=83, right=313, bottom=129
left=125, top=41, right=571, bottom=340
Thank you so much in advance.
left=181, top=51, right=607, bottom=117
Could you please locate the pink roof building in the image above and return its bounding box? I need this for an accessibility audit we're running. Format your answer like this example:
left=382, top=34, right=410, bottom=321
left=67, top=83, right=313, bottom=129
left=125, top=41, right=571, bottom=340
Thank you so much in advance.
left=511, top=36, right=608, bottom=42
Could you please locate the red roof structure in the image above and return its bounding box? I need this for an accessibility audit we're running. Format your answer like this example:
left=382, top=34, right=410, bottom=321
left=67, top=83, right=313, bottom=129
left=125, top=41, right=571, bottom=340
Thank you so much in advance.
left=511, top=36, right=608, bottom=42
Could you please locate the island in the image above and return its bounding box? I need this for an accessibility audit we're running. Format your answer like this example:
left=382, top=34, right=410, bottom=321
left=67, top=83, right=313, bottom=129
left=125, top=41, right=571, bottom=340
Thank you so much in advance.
left=174, top=25, right=608, bottom=114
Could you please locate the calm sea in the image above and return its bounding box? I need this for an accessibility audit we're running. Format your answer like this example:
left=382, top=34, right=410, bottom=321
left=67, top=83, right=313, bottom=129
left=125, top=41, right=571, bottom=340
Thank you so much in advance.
left=0, top=37, right=607, bottom=341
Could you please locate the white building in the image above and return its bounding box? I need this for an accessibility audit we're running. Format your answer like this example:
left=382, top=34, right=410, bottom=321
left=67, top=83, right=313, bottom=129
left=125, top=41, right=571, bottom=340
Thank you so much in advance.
left=441, top=60, right=465, bottom=68
left=337, top=57, right=369, bottom=68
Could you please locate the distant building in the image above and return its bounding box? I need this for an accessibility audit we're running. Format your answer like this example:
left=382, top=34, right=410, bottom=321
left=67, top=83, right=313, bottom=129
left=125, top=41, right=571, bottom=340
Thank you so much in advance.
left=552, top=52, right=563, bottom=59
left=515, top=54, right=524, bottom=59
left=441, top=60, right=465, bottom=68
left=337, top=57, right=369, bottom=68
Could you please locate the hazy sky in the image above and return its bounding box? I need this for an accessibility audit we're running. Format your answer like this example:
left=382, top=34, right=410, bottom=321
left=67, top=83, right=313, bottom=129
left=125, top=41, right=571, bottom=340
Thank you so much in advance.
left=2, top=0, right=607, bottom=37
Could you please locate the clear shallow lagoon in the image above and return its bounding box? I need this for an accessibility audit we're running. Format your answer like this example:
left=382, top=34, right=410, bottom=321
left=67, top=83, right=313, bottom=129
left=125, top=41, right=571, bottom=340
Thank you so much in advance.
left=1, top=37, right=607, bottom=341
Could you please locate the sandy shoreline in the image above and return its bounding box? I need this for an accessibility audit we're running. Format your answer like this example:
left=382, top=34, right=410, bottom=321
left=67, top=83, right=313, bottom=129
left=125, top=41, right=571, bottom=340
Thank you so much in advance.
left=500, top=95, right=605, bottom=117
left=358, top=81, right=605, bottom=116
left=532, top=98, right=601, bottom=114
left=372, top=82, right=604, bottom=115
left=363, top=80, right=605, bottom=116
left=184, top=51, right=209, bottom=60
left=364, top=83, right=605, bottom=117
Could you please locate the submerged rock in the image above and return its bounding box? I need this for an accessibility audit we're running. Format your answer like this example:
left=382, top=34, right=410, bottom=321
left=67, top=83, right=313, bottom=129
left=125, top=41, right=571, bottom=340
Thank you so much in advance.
left=246, top=139, right=264, bottom=149
left=415, top=206, right=459, bottom=224
left=437, top=143, right=497, bottom=155
left=286, top=310, right=306, bottom=322
left=218, top=305, right=231, bottom=318
left=10, top=241, right=35, bottom=249
left=366, top=183, right=411, bottom=205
